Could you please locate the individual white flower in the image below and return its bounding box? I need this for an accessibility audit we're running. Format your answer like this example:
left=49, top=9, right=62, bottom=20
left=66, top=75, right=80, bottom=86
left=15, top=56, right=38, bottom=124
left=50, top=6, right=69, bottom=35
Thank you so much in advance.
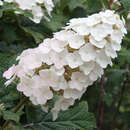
left=50, top=66, right=65, bottom=76
left=54, top=96, right=75, bottom=111
left=52, top=76, right=67, bottom=91
left=79, top=44, right=96, bottom=62
left=39, top=69, right=59, bottom=87
left=100, top=10, right=117, bottom=25
left=89, top=35, right=107, bottom=48
left=54, top=30, right=75, bottom=42
left=51, top=96, right=75, bottom=121
left=67, top=18, right=89, bottom=26
left=69, top=72, right=91, bottom=91
left=51, top=49, right=67, bottom=69
left=86, top=13, right=101, bottom=26
left=88, top=63, right=104, bottom=81
left=17, top=76, right=35, bottom=96
left=95, top=50, right=112, bottom=68
left=13, top=64, right=34, bottom=79
left=19, top=52, right=43, bottom=70
left=116, top=18, right=127, bottom=35
left=70, top=24, right=90, bottom=36
left=66, top=51, right=83, bottom=69
left=32, top=87, right=53, bottom=105
left=41, top=53, right=53, bottom=65
left=90, top=23, right=113, bottom=41
left=110, top=30, right=123, bottom=44
left=80, top=61, right=95, bottom=75
left=50, top=38, right=67, bottom=53
left=3, top=65, right=16, bottom=79
left=104, top=43, right=117, bottom=58
left=64, top=87, right=86, bottom=100
left=16, top=48, right=37, bottom=61
left=38, top=38, right=52, bottom=54
left=68, top=34, right=85, bottom=49
left=31, top=5, right=44, bottom=23
left=111, top=40, right=121, bottom=51
left=66, top=18, right=91, bottom=35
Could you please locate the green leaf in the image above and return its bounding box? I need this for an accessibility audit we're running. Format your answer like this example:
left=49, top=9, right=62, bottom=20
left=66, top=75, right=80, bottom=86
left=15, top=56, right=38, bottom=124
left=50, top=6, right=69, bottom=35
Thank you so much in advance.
left=3, top=111, right=20, bottom=123
left=29, top=102, right=96, bottom=130
left=0, top=4, right=16, bottom=18
left=68, top=0, right=86, bottom=10
left=15, top=8, right=33, bottom=18
left=17, top=18, right=46, bottom=44
left=0, top=3, right=33, bottom=19
left=87, top=0, right=102, bottom=14
left=42, top=12, right=68, bottom=32
left=100, top=0, right=110, bottom=8
left=13, top=125, right=27, bottom=130
left=0, top=53, right=21, bottom=110
left=121, top=0, right=130, bottom=11
left=21, top=26, right=44, bottom=44
left=0, top=23, right=19, bottom=43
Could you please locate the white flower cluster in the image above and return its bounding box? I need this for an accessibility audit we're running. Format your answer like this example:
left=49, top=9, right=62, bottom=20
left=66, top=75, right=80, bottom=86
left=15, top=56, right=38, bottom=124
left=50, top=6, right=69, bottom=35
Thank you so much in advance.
left=0, top=0, right=54, bottom=23
left=3, top=10, right=126, bottom=120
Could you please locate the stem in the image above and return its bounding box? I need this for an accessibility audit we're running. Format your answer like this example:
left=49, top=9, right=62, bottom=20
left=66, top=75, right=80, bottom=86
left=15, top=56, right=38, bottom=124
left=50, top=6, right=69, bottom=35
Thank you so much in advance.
left=97, top=75, right=105, bottom=130
left=2, top=97, right=27, bottom=130
left=110, top=80, right=127, bottom=130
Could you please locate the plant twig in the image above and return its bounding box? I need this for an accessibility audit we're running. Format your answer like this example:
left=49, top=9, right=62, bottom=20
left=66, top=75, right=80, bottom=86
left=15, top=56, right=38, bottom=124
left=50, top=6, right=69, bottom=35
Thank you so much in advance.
left=110, top=80, right=127, bottom=130
left=2, top=97, right=27, bottom=130
left=97, top=75, right=105, bottom=130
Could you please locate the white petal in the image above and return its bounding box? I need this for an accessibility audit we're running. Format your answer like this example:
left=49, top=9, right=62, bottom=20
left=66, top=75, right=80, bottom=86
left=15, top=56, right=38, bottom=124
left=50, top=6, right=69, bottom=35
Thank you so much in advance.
left=91, top=23, right=113, bottom=41
left=51, top=38, right=67, bottom=53
left=105, top=44, right=117, bottom=58
left=80, top=61, right=95, bottom=75
left=90, top=35, right=107, bottom=48
left=3, top=65, right=16, bottom=79
left=96, top=50, right=112, bottom=68
left=111, top=41, right=121, bottom=51
left=68, top=34, right=85, bottom=49
left=66, top=52, right=83, bottom=68
left=79, top=44, right=96, bottom=62
left=71, top=24, right=90, bottom=35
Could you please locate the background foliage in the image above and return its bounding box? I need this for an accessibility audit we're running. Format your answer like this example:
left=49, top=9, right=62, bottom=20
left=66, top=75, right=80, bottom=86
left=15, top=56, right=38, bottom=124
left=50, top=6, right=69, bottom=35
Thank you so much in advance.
left=0, top=0, right=130, bottom=130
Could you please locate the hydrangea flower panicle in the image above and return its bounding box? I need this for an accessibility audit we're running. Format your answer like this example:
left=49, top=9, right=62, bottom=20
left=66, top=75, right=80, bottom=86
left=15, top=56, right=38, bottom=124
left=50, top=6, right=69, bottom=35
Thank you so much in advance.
left=3, top=10, right=127, bottom=120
